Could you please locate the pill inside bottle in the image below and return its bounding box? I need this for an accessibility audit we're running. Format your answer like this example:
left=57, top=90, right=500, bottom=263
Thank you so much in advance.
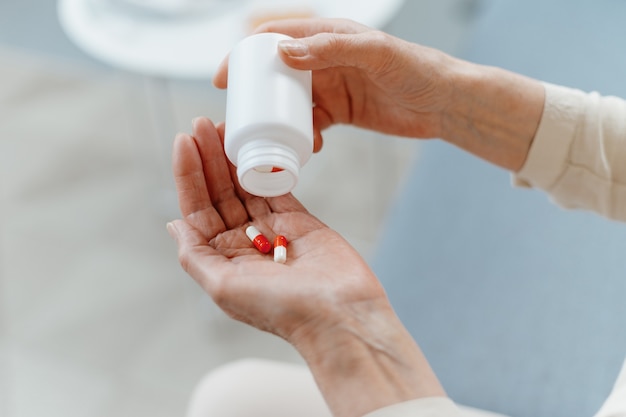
left=254, top=165, right=285, bottom=173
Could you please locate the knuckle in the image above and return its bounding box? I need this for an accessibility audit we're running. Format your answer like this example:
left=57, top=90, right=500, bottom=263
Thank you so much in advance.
left=316, top=32, right=341, bottom=51
left=362, top=30, right=398, bottom=74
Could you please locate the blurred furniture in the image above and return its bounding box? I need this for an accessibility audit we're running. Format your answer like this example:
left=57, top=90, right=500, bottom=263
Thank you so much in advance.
left=57, top=0, right=405, bottom=79
left=372, top=1, right=626, bottom=417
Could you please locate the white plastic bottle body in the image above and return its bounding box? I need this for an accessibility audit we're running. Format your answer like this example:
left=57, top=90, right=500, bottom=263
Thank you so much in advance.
left=224, top=33, right=313, bottom=197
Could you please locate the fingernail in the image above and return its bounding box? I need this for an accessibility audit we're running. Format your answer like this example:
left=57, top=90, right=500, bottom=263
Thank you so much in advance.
left=166, top=222, right=178, bottom=240
left=191, top=117, right=201, bottom=129
left=278, top=40, right=309, bottom=58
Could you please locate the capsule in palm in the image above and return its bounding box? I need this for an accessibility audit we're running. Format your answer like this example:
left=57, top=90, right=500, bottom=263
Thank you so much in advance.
left=245, top=225, right=272, bottom=254
left=273, top=235, right=288, bottom=263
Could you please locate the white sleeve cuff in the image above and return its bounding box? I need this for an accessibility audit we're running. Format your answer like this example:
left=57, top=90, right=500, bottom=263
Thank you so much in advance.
left=513, top=82, right=626, bottom=221
left=514, top=82, right=588, bottom=190
left=362, top=397, right=461, bottom=417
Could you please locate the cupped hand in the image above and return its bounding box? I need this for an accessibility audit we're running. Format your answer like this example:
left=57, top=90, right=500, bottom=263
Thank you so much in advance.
left=167, top=117, right=387, bottom=342
left=213, top=18, right=458, bottom=151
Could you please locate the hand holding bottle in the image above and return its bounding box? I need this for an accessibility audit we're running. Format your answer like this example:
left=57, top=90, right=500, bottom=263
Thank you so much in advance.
left=214, top=18, right=545, bottom=171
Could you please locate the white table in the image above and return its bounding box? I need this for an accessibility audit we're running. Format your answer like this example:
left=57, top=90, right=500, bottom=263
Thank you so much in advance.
left=58, top=0, right=405, bottom=79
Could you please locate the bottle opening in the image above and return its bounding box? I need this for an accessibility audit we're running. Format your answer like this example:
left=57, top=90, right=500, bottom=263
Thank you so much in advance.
left=237, top=142, right=300, bottom=197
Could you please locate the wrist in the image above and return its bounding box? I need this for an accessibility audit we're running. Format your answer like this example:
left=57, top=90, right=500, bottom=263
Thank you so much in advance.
left=441, top=60, right=545, bottom=171
left=291, top=299, right=445, bottom=417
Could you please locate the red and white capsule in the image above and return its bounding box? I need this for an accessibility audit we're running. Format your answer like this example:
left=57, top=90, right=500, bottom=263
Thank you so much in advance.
left=245, top=225, right=271, bottom=254
left=273, top=235, right=288, bottom=263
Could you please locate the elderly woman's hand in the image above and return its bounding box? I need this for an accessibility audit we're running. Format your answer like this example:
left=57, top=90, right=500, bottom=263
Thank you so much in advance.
left=167, top=117, right=445, bottom=417
left=214, top=18, right=545, bottom=170
left=213, top=18, right=457, bottom=152
left=168, top=117, right=386, bottom=341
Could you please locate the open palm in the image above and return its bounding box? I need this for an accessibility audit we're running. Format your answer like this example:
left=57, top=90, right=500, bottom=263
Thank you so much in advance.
left=168, top=117, right=387, bottom=342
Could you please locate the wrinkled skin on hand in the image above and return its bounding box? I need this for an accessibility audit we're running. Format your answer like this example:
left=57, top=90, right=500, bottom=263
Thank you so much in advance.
left=168, top=117, right=388, bottom=343
left=213, top=18, right=456, bottom=152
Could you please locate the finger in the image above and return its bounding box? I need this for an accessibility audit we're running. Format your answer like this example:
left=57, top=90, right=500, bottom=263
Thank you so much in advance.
left=313, top=104, right=333, bottom=152
left=254, top=17, right=369, bottom=38
left=313, top=128, right=324, bottom=153
left=277, top=31, right=397, bottom=73
left=167, top=219, right=229, bottom=296
left=192, top=118, right=249, bottom=229
left=215, top=123, right=273, bottom=221
left=172, top=132, right=227, bottom=238
left=217, top=18, right=370, bottom=89
left=212, top=52, right=229, bottom=89
left=216, top=122, right=246, bottom=199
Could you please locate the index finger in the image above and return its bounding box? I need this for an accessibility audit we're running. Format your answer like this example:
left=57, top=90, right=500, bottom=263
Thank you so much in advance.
left=173, top=132, right=228, bottom=238
left=192, top=118, right=250, bottom=229
left=213, top=18, right=371, bottom=89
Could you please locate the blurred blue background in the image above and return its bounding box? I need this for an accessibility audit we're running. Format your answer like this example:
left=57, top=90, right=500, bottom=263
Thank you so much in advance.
left=374, top=1, right=626, bottom=417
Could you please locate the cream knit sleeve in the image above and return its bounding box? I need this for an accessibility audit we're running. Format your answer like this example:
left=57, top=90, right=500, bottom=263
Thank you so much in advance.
left=361, top=397, right=516, bottom=417
left=515, top=84, right=626, bottom=415
left=362, top=397, right=462, bottom=417
left=514, top=83, right=626, bottom=222
left=365, top=83, right=626, bottom=417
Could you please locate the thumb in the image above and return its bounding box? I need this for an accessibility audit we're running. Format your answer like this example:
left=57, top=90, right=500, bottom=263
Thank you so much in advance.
left=166, top=220, right=228, bottom=290
left=278, top=31, right=395, bottom=73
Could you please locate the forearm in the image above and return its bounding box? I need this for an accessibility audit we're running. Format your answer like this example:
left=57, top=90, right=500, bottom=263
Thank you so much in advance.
left=441, top=60, right=545, bottom=172
left=292, top=299, right=446, bottom=417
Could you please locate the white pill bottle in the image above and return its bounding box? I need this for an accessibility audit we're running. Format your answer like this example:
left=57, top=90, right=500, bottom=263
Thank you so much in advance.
left=224, top=33, right=313, bottom=197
